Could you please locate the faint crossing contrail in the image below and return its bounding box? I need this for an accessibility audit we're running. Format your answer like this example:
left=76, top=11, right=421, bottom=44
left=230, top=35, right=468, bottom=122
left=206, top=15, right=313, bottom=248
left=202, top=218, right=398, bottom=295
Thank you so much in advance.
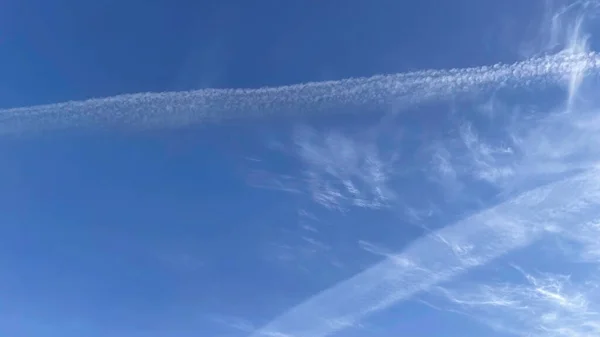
left=249, top=169, right=600, bottom=337
left=0, top=51, right=599, bottom=135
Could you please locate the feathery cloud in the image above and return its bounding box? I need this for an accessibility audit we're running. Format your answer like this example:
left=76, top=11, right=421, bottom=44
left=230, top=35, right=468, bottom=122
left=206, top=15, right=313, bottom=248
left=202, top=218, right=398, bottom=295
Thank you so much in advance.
left=428, top=264, right=600, bottom=337
left=249, top=169, right=600, bottom=337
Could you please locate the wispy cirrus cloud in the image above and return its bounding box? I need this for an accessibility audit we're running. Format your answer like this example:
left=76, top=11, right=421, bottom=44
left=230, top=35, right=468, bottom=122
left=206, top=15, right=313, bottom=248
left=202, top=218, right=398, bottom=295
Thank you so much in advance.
left=208, top=314, right=256, bottom=334
left=248, top=169, right=600, bottom=337
left=292, top=126, right=399, bottom=211
left=421, top=0, right=600, bottom=195
left=243, top=125, right=400, bottom=212
left=427, top=263, right=600, bottom=337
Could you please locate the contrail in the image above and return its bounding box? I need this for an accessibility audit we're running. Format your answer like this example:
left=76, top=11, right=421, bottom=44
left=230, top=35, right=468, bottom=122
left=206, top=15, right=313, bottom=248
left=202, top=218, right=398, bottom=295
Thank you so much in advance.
left=249, top=169, right=600, bottom=337
left=1, top=51, right=599, bottom=135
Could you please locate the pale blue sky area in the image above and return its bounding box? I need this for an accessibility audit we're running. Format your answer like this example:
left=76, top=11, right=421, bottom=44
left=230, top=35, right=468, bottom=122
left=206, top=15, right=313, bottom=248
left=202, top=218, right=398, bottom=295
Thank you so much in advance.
left=1, top=1, right=600, bottom=337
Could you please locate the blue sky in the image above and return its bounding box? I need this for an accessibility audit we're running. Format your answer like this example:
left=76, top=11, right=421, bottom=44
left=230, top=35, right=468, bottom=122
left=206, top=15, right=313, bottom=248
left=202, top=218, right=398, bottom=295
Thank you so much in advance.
left=2, top=1, right=600, bottom=337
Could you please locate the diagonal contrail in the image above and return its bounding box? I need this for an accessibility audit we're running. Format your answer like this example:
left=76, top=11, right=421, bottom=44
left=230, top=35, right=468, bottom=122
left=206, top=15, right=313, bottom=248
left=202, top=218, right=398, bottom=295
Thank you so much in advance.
left=0, top=51, right=599, bottom=135
left=248, top=169, right=600, bottom=337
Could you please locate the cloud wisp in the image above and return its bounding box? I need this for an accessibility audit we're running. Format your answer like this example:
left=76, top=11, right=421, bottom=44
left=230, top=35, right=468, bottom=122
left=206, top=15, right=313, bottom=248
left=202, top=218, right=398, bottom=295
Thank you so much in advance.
left=428, top=264, right=600, bottom=337
left=292, top=126, right=398, bottom=211
left=248, top=169, right=600, bottom=337
left=1, top=51, right=599, bottom=135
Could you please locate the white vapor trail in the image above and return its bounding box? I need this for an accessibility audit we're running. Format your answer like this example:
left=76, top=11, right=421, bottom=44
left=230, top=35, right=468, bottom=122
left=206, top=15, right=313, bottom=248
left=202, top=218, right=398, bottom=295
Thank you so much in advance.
left=1, top=52, right=600, bottom=135
left=249, top=169, right=600, bottom=337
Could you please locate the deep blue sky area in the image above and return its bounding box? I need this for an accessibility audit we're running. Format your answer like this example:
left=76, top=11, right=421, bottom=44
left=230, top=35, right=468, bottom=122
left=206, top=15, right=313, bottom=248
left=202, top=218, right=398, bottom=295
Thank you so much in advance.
left=0, top=1, right=587, bottom=337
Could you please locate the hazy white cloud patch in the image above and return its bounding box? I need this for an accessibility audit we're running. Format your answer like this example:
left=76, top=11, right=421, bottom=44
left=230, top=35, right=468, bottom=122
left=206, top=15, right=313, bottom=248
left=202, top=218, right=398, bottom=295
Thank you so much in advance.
left=208, top=314, right=257, bottom=334
left=459, top=123, right=516, bottom=184
left=262, top=208, right=352, bottom=277
left=552, top=218, right=600, bottom=264
left=245, top=169, right=304, bottom=195
left=424, top=77, right=600, bottom=200
left=426, top=262, right=600, bottom=337
left=241, top=123, right=407, bottom=214
left=416, top=0, right=600, bottom=194
left=430, top=120, right=519, bottom=190
left=291, top=126, right=400, bottom=211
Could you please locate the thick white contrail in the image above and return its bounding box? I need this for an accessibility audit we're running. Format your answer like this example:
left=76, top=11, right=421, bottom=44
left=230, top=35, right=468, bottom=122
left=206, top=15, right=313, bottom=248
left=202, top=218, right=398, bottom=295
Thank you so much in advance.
left=1, top=52, right=599, bottom=135
left=249, top=169, right=600, bottom=337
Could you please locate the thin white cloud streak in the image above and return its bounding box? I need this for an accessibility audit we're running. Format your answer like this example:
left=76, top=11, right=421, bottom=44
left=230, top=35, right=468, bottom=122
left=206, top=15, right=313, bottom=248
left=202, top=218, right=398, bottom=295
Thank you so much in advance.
left=249, top=169, right=600, bottom=337
left=429, top=266, right=600, bottom=337
left=1, top=52, right=599, bottom=135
